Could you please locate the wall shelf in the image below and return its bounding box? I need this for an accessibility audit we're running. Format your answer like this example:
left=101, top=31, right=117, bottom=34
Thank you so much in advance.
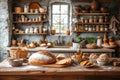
left=75, top=22, right=109, bottom=25
left=73, top=31, right=108, bottom=33
left=13, top=33, right=48, bottom=35
left=12, top=12, right=46, bottom=15
left=74, top=13, right=109, bottom=16
left=13, top=21, right=47, bottom=24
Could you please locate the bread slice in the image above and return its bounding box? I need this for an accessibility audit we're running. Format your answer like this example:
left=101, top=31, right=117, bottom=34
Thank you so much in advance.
left=55, top=58, right=72, bottom=66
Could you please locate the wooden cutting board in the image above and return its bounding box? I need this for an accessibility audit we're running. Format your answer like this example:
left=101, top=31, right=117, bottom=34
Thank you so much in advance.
left=42, top=64, right=69, bottom=68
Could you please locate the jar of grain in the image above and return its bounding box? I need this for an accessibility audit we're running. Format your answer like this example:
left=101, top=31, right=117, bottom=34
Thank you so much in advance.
left=99, top=16, right=103, bottom=23
left=96, top=25, right=100, bottom=31
left=89, top=16, right=93, bottom=23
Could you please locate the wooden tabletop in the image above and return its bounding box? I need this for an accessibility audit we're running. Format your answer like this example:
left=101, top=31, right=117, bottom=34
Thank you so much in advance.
left=0, top=59, right=120, bottom=76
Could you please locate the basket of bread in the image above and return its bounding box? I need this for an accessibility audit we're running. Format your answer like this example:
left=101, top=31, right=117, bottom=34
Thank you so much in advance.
left=9, top=48, right=28, bottom=59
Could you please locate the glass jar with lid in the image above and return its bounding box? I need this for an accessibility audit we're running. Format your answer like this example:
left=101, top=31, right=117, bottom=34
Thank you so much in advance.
left=92, top=25, right=96, bottom=31
left=100, top=25, right=104, bottom=31
left=88, top=25, right=92, bottom=31
left=96, top=25, right=100, bottom=31
left=93, top=16, right=97, bottom=23
left=84, top=25, right=88, bottom=31
left=104, top=25, right=108, bottom=31
left=81, top=17, right=84, bottom=23
left=97, top=36, right=102, bottom=47
left=89, top=16, right=93, bottom=23
left=99, top=16, right=103, bottom=23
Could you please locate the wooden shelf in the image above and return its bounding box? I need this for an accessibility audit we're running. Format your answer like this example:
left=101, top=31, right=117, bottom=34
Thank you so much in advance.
left=13, top=21, right=48, bottom=24
left=74, top=13, right=109, bottom=16
left=13, top=12, right=46, bottom=15
left=73, top=31, right=108, bottom=33
left=13, top=33, right=48, bottom=35
left=75, top=22, right=109, bottom=25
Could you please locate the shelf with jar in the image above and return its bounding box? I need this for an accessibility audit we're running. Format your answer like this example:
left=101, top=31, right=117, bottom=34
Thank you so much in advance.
left=74, top=12, right=109, bottom=16
left=13, top=27, right=48, bottom=35
left=12, top=13, right=47, bottom=24
left=74, top=15, right=109, bottom=24
left=73, top=24, right=109, bottom=33
left=12, top=12, right=46, bottom=15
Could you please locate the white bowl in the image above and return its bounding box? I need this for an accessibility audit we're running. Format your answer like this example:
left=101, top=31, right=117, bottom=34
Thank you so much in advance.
left=97, top=59, right=108, bottom=66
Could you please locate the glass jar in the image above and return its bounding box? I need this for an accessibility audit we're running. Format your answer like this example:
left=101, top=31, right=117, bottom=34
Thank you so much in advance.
left=34, top=27, right=39, bottom=33
left=29, top=27, right=34, bottom=33
left=89, top=16, right=93, bottom=23
left=81, top=17, right=84, bottom=23
left=96, top=25, right=100, bottom=31
left=100, top=25, right=104, bottom=31
left=97, top=36, right=102, bottom=47
left=85, top=19, right=89, bottom=23
left=104, top=25, right=108, bottom=31
left=99, top=16, right=103, bottom=23
left=93, top=16, right=97, bottom=23
left=84, top=25, right=88, bottom=31
left=25, top=28, right=30, bottom=33
left=92, top=25, right=96, bottom=31
left=88, top=26, right=92, bottom=31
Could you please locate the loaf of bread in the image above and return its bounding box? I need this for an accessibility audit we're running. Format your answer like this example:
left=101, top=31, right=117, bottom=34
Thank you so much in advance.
left=28, top=50, right=56, bottom=65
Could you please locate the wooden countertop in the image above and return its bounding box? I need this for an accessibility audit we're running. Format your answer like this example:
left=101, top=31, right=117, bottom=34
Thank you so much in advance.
left=7, top=47, right=115, bottom=53
left=0, top=59, right=120, bottom=76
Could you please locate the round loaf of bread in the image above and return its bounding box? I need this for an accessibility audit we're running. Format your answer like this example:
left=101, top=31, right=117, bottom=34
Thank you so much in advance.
left=28, top=50, right=56, bottom=65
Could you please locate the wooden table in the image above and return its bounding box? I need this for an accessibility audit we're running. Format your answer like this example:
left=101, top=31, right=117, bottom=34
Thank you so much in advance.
left=0, top=59, right=120, bottom=80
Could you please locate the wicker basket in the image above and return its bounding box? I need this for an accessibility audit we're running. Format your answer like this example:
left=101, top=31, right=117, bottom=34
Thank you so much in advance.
left=9, top=48, right=28, bottom=59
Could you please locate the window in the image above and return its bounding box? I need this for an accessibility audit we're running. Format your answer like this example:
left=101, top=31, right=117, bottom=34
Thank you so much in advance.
left=51, top=3, right=70, bottom=34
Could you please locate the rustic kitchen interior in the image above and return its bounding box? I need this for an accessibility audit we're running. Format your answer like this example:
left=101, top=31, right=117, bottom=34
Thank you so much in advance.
left=0, top=0, right=120, bottom=80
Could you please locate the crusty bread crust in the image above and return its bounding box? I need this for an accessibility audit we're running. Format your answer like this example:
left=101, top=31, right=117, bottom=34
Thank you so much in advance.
left=28, top=50, right=56, bottom=65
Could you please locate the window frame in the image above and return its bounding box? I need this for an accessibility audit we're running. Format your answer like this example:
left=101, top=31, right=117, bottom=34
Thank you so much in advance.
left=51, top=2, right=70, bottom=34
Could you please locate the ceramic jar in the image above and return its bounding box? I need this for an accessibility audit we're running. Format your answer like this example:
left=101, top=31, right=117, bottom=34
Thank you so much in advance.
left=12, top=39, right=17, bottom=46
left=97, top=36, right=102, bottom=47
left=29, top=27, right=34, bottom=33
left=65, top=27, right=70, bottom=35
left=51, top=29, right=56, bottom=35
left=15, top=7, right=23, bottom=13
left=34, top=27, right=39, bottom=33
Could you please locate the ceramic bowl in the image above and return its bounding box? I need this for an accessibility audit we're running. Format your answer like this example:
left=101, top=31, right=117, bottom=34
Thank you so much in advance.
left=8, top=59, right=23, bottom=67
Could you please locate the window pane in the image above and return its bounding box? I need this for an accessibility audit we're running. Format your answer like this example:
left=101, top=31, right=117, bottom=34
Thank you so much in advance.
left=52, top=15, right=60, bottom=24
left=52, top=24, right=59, bottom=33
left=51, top=3, right=69, bottom=33
left=60, top=15, right=68, bottom=24
left=52, top=5, right=60, bottom=14
left=61, top=5, right=68, bottom=14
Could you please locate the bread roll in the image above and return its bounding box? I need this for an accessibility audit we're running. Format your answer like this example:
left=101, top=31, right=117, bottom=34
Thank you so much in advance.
left=28, top=50, right=56, bottom=65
